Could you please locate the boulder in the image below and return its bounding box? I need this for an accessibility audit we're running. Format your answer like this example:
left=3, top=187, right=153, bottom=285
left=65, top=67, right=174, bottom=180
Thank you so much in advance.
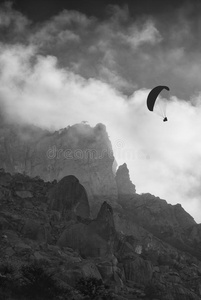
left=48, top=175, right=90, bottom=220
left=89, top=201, right=116, bottom=241
left=57, top=222, right=109, bottom=258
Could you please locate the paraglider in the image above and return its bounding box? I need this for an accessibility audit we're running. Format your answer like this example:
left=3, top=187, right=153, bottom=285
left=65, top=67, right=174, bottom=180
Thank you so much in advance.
left=147, top=86, right=170, bottom=121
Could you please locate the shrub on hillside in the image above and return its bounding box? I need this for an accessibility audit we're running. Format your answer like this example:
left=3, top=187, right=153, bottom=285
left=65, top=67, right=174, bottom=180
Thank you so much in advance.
left=19, top=263, right=69, bottom=300
left=0, top=262, right=19, bottom=299
left=75, top=277, right=114, bottom=300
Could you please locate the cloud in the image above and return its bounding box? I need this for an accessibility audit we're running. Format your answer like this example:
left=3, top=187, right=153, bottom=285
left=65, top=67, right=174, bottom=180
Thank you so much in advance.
left=121, top=93, right=201, bottom=223
left=30, top=9, right=91, bottom=48
left=26, top=6, right=164, bottom=94
left=1, top=3, right=201, bottom=222
left=3, top=3, right=201, bottom=97
left=0, top=43, right=127, bottom=128
left=122, top=20, right=162, bottom=48
left=0, top=2, right=30, bottom=43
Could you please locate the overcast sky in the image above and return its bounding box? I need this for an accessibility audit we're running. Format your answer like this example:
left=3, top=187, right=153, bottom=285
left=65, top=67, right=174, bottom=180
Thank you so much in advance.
left=0, top=0, right=201, bottom=222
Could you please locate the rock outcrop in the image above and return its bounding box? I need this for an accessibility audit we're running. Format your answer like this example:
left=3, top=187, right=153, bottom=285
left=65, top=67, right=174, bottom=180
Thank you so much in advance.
left=115, top=163, right=136, bottom=200
left=90, top=201, right=116, bottom=242
left=48, top=175, right=90, bottom=220
left=57, top=221, right=110, bottom=258
left=57, top=201, right=116, bottom=258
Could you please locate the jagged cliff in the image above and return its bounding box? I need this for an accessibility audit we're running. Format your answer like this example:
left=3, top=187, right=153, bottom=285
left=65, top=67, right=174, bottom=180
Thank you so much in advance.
left=0, top=121, right=118, bottom=217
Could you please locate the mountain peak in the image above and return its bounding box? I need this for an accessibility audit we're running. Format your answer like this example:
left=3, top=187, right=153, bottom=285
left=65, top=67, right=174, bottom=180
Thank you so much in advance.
left=115, top=163, right=136, bottom=199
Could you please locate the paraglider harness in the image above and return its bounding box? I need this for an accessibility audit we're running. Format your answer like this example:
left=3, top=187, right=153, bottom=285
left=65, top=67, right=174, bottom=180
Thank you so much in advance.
left=163, top=117, right=168, bottom=122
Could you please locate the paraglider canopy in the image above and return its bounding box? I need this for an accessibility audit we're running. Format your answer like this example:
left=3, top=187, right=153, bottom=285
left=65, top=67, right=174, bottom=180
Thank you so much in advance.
left=147, top=85, right=170, bottom=120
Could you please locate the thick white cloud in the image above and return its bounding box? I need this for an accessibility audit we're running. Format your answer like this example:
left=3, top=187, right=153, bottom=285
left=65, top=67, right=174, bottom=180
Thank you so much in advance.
left=0, top=44, right=127, bottom=128
left=1, top=3, right=201, bottom=222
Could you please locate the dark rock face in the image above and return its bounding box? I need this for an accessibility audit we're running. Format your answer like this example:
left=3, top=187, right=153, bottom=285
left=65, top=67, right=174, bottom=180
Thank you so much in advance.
left=48, top=175, right=90, bottom=219
left=90, top=201, right=116, bottom=241
left=121, top=193, right=196, bottom=232
left=185, top=223, right=201, bottom=259
left=0, top=170, right=201, bottom=299
left=57, top=222, right=110, bottom=258
left=57, top=202, right=116, bottom=258
left=117, top=192, right=201, bottom=260
left=115, top=163, right=136, bottom=200
left=123, top=257, right=153, bottom=285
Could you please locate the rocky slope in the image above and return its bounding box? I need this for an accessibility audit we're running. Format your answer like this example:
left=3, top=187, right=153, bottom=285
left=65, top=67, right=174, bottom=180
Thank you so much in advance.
left=115, top=162, right=201, bottom=260
left=116, top=192, right=201, bottom=260
left=0, top=169, right=201, bottom=299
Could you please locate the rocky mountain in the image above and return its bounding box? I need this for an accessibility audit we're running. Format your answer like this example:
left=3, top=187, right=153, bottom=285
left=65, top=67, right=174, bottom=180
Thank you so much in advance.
left=1, top=121, right=201, bottom=299
left=0, top=170, right=201, bottom=299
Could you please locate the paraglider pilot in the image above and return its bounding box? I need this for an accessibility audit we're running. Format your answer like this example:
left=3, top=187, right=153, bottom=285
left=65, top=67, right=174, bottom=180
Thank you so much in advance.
left=147, top=86, right=170, bottom=122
